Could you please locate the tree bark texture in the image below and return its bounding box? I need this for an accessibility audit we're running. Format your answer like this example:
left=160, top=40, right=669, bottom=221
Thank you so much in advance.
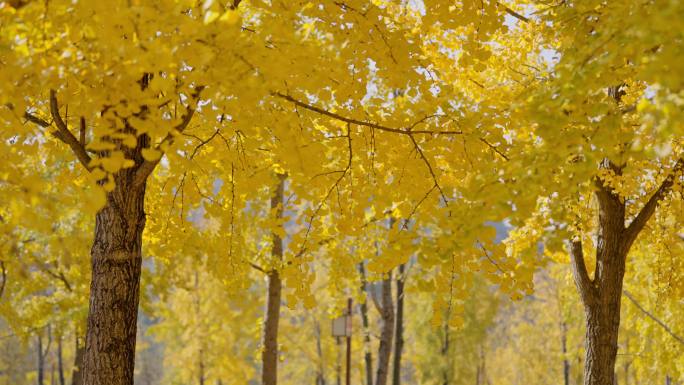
left=569, top=159, right=682, bottom=385
left=262, top=176, right=285, bottom=385
left=82, top=177, right=146, bottom=385
left=45, top=81, right=202, bottom=385
left=375, top=270, right=394, bottom=385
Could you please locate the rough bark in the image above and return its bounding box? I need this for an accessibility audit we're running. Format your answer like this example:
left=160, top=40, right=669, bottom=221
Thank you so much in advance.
left=569, top=159, right=682, bottom=385
left=392, top=264, right=405, bottom=385
left=43, top=83, right=202, bottom=385
left=82, top=177, right=147, bottom=385
left=262, top=176, right=285, bottom=385
left=375, top=270, right=394, bottom=385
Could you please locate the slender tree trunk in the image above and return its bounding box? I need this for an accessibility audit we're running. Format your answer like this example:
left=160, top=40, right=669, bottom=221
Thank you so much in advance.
left=199, top=348, right=205, bottom=385
left=358, top=263, right=373, bottom=385
left=262, top=175, right=285, bottom=385
left=392, top=264, right=405, bottom=385
left=71, top=334, right=85, bottom=385
left=314, top=321, right=326, bottom=385
left=82, top=178, right=147, bottom=385
left=561, top=321, right=570, bottom=385
left=38, top=334, right=45, bottom=385
left=375, top=270, right=394, bottom=385
left=623, top=337, right=630, bottom=385
left=58, top=335, right=65, bottom=385
left=441, top=320, right=450, bottom=385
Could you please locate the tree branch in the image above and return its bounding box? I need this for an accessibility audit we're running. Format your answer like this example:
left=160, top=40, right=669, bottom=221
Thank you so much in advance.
left=623, top=290, right=684, bottom=346
left=133, top=86, right=205, bottom=187
left=274, top=92, right=463, bottom=136
left=49, top=90, right=92, bottom=171
left=79, top=117, right=86, bottom=146
left=569, top=239, right=595, bottom=304
left=624, top=157, right=684, bottom=250
left=498, top=2, right=530, bottom=23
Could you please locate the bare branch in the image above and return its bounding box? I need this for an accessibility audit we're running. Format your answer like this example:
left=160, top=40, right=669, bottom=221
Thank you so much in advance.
left=49, top=90, right=92, bottom=171
left=408, top=134, right=448, bottom=205
left=623, top=290, right=684, bottom=346
left=249, top=262, right=266, bottom=273
left=479, top=138, right=510, bottom=161
left=570, top=239, right=595, bottom=305
left=498, top=2, right=530, bottom=23
left=624, top=157, right=684, bottom=251
left=274, top=92, right=463, bottom=136
left=79, top=117, right=86, bottom=146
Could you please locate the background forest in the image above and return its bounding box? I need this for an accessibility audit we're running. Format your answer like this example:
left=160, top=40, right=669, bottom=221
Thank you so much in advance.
left=0, top=0, right=682, bottom=385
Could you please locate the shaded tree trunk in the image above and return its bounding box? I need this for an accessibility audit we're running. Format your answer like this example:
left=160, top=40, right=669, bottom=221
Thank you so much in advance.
left=314, top=320, right=326, bottom=385
left=375, top=270, right=394, bottom=385
left=82, top=180, right=147, bottom=385
left=441, top=321, right=450, bottom=385
left=392, top=264, right=405, bottom=385
left=569, top=158, right=682, bottom=385
left=262, top=175, right=285, bottom=385
left=45, top=81, right=202, bottom=385
left=58, top=335, right=65, bottom=385
left=561, top=321, right=570, bottom=385
left=38, top=334, right=45, bottom=385
left=358, top=263, right=373, bottom=385
left=71, top=334, right=85, bottom=385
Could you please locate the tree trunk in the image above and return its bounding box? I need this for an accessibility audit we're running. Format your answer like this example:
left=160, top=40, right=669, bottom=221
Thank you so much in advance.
left=569, top=155, right=682, bottom=385
left=58, top=335, right=65, bottom=385
left=314, top=320, right=326, bottom=385
left=375, top=270, right=394, bottom=385
left=358, top=263, right=373, bottom=385
left=71, top=335, right=85, bottom=385
left=561, top=321, right=570, bottom=385
left=82, top=179, right=147, bottom=385
left=262, top=175, right=285, bottom=385
left=392, top=264, right=405, bottom=385
left=38, top=334, right=45, bottom=385
left=441, top=320, right=450, bottom=385
left=45, top=79, right=203, bottom=385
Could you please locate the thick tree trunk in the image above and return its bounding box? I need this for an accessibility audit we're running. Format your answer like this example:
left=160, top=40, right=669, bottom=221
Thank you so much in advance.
left=375, top=270, right=394, bottom=385
left=569, top=160, right=659, bottom=385
left=392, top=264, right=405, bottom=385
left=358, top=263, right=373, bottom=385
left=262, top=176, right=285, bottom=385
left=45, top=80, right=202, bottom=385
left=82, top=179, right=147, bottom=385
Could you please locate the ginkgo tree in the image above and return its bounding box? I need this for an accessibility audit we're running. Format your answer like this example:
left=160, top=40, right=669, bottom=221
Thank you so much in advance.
left=1, top=1, right=681, bottom=385
left=496, top=1, right=684, bottom=385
